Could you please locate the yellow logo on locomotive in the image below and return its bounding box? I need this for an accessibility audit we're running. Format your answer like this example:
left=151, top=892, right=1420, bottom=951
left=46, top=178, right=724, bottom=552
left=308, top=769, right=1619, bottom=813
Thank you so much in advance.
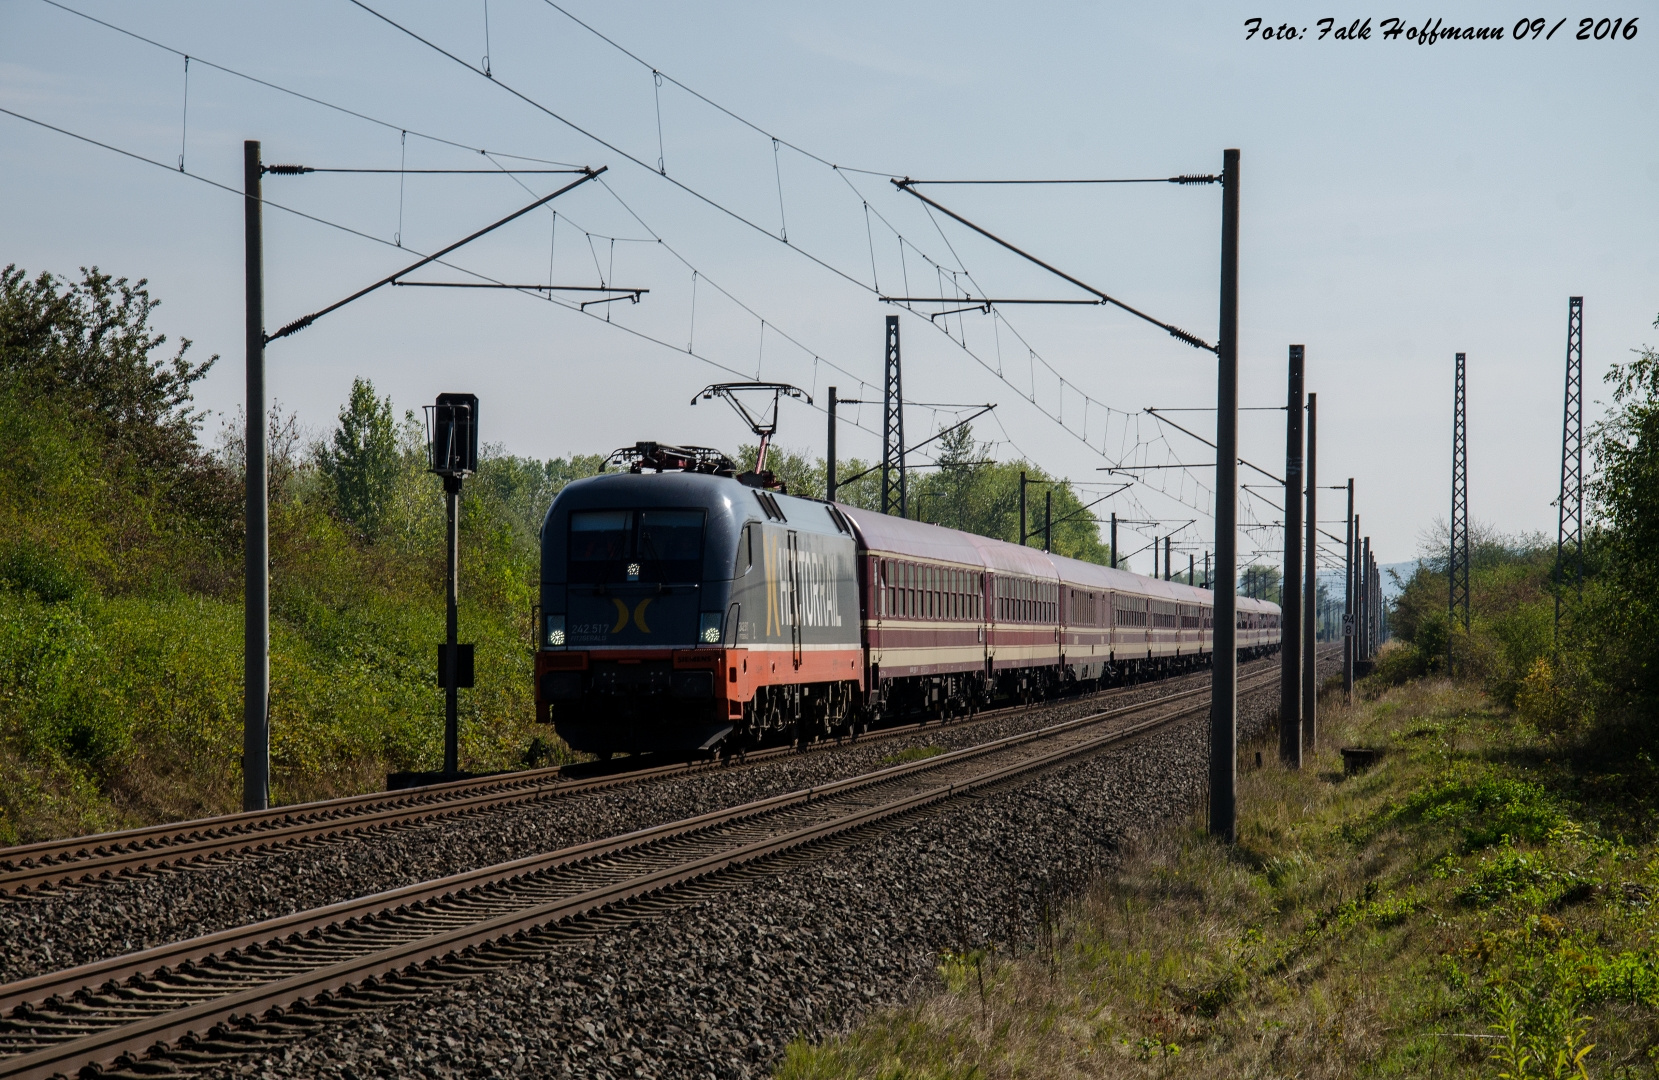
left=609, top=598, right=654, bottom=634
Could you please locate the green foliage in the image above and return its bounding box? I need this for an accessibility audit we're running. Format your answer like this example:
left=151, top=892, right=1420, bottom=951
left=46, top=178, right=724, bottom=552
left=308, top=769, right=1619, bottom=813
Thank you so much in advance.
left=1580, top=322, right=1659, bottom=716
left=1457, top=850, right=1560, bottom=905
left=1384, top=527, right=1557, bottom=707
left=0, top=264, right=595, bottom=841
left=315, top=377, right=399, bottom=539
left=1396, top=776, right=1565, bottom=850
left=0, top=264, right=214, bottom=459
left=880, top=745, right=946, bottom=766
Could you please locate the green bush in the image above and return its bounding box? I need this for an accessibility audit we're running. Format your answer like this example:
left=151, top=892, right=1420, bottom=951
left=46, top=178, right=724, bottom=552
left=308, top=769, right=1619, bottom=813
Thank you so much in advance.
left=0, top=265, right=595, bottom=840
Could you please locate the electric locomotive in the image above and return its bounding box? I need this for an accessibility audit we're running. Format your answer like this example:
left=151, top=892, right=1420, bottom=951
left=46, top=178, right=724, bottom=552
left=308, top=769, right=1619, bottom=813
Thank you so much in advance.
left=535, top=443, right=863, bottom=756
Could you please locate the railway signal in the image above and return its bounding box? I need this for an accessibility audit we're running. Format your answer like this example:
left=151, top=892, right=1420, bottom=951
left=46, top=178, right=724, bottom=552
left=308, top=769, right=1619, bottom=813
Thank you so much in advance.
left=429, top=393, right=479, bottom=778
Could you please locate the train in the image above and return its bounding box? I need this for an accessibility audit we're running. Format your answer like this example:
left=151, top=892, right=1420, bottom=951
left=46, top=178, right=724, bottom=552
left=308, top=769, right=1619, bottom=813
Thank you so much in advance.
left=534, top=443, right=1281, bottom=757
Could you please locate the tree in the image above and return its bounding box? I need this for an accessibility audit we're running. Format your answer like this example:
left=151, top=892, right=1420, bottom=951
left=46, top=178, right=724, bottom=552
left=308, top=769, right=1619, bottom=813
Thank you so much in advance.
left=0, top=264, right=235, bottom=557
left=0, top=265, right=215, bottom=458
left=1240, top=564, right=1282, bottom=602
left=1582, top=316, right=1659, bottom=711
left=317, top=378, right=399, bottom=538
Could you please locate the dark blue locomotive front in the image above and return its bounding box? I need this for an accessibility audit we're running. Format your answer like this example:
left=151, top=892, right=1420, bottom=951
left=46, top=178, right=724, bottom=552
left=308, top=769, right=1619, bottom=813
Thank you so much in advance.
left=535, top=458, right=864, bottom=757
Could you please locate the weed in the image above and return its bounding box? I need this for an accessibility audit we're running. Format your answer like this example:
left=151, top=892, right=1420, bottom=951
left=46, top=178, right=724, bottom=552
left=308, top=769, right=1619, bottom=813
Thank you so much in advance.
left=880, top=745, right=947, bottom=767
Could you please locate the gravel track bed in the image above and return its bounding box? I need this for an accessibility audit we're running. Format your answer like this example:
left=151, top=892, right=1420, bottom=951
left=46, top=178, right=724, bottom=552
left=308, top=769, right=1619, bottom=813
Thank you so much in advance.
left=195, top=665, right=1304, bottom=1080
left=0, top=658, right=1281, bottom=985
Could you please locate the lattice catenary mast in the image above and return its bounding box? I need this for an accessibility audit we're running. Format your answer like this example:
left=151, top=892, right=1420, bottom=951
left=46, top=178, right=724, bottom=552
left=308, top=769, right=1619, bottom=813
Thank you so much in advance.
left=881, top=315, right=906, bottom=517
left=1449, top=352, right=1471, bottom=673
left=1556, top=297, right=1584, bottom=629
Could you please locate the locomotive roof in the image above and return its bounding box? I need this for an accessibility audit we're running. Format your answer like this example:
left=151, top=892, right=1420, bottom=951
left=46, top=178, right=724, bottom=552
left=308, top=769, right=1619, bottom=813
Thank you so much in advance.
left=549, top=471, right=850, bottom=540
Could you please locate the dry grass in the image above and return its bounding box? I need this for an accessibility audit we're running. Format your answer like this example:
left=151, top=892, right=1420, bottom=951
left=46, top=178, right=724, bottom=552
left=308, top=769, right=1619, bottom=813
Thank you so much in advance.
left=777, top=679, right=1659, bottom=1079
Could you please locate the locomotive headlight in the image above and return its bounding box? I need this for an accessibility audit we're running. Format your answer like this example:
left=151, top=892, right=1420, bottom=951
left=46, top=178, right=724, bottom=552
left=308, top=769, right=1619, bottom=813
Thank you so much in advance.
left=543, top=614, right=566, bottom=648
left=698, top=612, right=723, bottom=645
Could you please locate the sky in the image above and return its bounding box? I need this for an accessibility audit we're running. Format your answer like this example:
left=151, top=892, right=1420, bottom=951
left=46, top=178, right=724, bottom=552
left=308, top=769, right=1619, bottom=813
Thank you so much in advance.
left=3, top=0, right=1655, bottom=577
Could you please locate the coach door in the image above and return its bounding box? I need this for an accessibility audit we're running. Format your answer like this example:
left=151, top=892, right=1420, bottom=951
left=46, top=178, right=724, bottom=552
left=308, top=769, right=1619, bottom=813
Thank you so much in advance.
left=786, top=531, right=803, bottom=669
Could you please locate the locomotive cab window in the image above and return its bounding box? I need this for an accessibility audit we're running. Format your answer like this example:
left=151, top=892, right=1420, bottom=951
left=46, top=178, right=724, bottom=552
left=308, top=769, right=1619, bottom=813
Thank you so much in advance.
left=568, top=509, right=705, bottom=584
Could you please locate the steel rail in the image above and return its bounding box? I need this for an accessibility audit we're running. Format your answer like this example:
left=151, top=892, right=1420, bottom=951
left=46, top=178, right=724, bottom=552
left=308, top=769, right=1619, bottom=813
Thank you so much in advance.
left=0, top=662, right=1259, bottom=895
left=0, top=670, right=1277, bottom=1080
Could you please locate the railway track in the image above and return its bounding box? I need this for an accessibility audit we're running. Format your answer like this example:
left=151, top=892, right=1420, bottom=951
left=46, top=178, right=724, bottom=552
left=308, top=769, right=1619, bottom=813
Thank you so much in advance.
left=0, top=661, right=1264, bottom=897
left=0, top=668, right=1276, bottom=1080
